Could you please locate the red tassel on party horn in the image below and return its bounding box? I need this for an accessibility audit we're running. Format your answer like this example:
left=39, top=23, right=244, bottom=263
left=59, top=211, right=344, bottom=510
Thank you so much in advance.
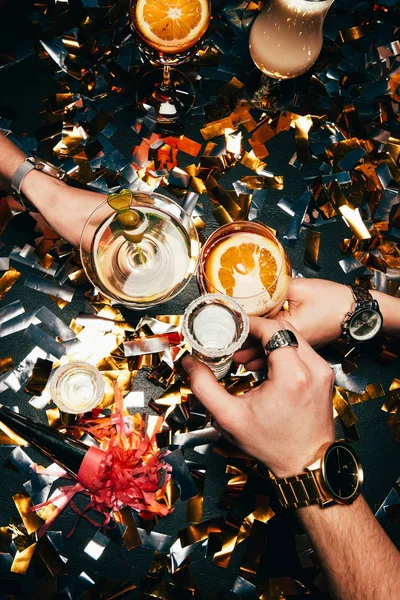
left=0, top=392, right=173, bottom=537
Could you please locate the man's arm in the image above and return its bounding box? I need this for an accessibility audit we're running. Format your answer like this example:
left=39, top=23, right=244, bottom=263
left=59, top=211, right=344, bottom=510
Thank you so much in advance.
left=183, top=317, right=400, bottom=600
left=299, top=497, right=400, bottom=599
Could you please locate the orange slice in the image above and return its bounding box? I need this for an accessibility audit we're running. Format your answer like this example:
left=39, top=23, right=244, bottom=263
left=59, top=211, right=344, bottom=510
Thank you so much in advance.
left=135, top=0, right=210, bottom=54
left=205, top=233, right=281, bottom=299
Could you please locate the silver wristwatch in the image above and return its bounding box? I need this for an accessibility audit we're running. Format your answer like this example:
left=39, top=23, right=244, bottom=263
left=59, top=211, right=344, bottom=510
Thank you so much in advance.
left=341, top=285, right=383, bottom=343
left=10, top=157, right=66, bottom=211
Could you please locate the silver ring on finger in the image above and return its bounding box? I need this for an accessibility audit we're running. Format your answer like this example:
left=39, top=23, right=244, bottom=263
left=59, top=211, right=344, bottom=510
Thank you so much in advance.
left=264, top=329, right=299, bottom=356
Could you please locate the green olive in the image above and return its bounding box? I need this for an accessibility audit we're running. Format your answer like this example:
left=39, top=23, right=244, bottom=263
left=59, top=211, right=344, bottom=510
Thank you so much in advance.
left=123, top=231, right=145, bottom=243
left=117, top=210, right=141, bottom=230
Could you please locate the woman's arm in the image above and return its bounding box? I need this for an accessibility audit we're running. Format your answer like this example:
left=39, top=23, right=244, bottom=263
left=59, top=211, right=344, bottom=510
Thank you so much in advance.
left=0, top=132, right=105, bottom=247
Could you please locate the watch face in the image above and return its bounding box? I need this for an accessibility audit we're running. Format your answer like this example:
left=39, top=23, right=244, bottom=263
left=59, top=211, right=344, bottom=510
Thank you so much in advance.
left=322, top=442, right=363, bottom=503
left=349, top=308, right=382, bottom=342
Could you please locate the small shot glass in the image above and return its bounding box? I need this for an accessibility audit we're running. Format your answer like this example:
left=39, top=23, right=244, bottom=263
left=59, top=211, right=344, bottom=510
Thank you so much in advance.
left=182, top=293, right=249, bottom=380
left=49, top=362, right=105, bottom=414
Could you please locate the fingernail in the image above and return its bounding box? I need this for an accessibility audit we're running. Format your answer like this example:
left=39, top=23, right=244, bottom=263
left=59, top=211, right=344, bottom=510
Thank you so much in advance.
left=182, top=355, right=196, bottom=374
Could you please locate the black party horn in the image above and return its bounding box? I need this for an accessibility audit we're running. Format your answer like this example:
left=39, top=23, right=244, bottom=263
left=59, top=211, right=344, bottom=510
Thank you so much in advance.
left=0, top=404, right=105, bottom=487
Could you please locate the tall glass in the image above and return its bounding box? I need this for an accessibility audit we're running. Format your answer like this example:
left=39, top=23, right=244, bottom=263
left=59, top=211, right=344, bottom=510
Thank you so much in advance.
left=247, top=0, right=334, bottom=108
left=198, top=221, right=291, bottom=317
left=130, top=0, right=211, bottom=122
left=80, top=192, right=200, bottom=309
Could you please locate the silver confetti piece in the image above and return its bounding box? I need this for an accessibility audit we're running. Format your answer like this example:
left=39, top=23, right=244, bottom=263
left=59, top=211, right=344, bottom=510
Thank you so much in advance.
left=24, top=273, right=74, bottom=302
left=25, top=324, right=67, bottom=360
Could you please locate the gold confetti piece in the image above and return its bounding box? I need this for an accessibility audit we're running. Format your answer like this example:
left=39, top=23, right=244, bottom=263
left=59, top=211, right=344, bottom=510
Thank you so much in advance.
left=0, top=267, right=21, bottom=300
left=46, top=407, right=62, bottom=430
left=248, top=138, right=269, bottom=159
left=212, top=205, right=234, bottom=226
left=200, top=117, right=236, bottom=141
left=251, top=120, right=275, bottom=145
left=333, top=387, right=358, bottom=426
left=0, top=356, right=13, bottom=375
left=177, top=136, right=202, bottom=156
left=0, top=420, right=29, bottom=446
left=154, top=382, right=182, bottom=407
left=38, top=253, right=55, bottom=270
left=100, top=370, right=134, bottom=409
left=224, top=374, right=256, bottom=396
left=304, top=229, right=321, bottom=270
left=35, top=503, right=58, bottom=523
left=240, top=150, right=267, bottom=173
left=114, top=507, right=142, bottom=551
left=339, top=25, right=365, bottom=43
left=156, top=315, right=183, bottom=327
left=97, top=305, right=125, bottom=321
left=293, top=114, right=313, bottom=163
left=49, top=296, right=69, bottom=309
left=213, top=515, right=242, bottom=569
left=231, top=106, right=258, bottom=132
left=13, top=493, right=44, bottom=535
left=390, top=378, right=400, bottom=390
left=67, top=268, right=88, bottom=287
left=10, top=542, right=37, bottom=575
left=241, top=175, right=284, bottom=190
left=339, top=205, right=371, bottom=240
left=381, top=387, right=400, bottom=414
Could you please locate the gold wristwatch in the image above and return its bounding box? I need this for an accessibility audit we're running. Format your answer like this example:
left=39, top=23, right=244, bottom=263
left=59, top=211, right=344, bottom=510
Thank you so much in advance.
left=269, top=441, right=363, bottom=509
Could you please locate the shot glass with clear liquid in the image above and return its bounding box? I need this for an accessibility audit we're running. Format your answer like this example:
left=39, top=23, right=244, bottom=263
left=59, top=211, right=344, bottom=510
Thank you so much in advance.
left=49, top=362, right=105, bottom=414
left=182, top=294, right=249, bottom=380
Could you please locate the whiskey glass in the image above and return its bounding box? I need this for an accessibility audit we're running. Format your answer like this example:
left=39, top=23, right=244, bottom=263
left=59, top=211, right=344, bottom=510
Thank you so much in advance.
left=129, top=0, right=211, bottom=122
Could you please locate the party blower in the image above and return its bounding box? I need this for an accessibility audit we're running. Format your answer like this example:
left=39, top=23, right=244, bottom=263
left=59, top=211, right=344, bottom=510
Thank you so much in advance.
left=0, top=403, right=104, bottom=484
left=0, top=395, right=171, bottom=534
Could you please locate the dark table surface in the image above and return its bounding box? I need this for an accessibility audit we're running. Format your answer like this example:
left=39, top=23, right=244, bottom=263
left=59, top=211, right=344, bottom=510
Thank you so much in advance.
left=0, top=0, right=399, bottom=598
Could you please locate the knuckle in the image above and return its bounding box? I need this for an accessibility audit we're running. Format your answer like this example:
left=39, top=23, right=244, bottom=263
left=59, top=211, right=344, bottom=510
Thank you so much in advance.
left=289, top=365, right=309, bottom=389
left=320, top=365, right=335, bottom=386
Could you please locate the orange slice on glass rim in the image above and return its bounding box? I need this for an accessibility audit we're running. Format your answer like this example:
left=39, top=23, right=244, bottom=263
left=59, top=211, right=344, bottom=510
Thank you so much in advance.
left=205, top=232, right=281, bottom=299
left=135, top=0, right=210, bottom=54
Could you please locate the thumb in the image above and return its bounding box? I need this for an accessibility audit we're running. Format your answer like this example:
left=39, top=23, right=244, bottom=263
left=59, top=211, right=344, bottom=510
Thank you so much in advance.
left=182, top=356, right=235, bottom=424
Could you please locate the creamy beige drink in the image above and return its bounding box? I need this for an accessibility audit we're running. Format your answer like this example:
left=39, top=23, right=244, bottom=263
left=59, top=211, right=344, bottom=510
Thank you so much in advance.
left=249, top=0, right=334, bottom=80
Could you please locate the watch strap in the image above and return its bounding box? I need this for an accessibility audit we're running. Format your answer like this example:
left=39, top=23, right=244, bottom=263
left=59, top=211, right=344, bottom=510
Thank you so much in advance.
left=9, top=157, right=66, bottom=211
left=10, top=159, right=36, bottom=196
left=270, top=470, right=333, bottom=509
left=349, top=284, right=375, bottom=307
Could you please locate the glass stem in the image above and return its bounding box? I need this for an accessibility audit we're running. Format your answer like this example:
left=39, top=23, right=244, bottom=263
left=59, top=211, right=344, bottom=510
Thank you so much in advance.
left=161, top=65, right=172, bottom=91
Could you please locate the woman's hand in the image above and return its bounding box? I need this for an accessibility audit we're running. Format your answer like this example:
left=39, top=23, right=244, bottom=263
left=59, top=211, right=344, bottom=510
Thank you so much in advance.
left=21, top=171, right=106, bottom=248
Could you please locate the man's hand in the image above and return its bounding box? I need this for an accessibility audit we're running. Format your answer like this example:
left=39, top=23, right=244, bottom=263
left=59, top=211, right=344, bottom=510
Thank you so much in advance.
left=183, top=318, right=335, bottom=477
